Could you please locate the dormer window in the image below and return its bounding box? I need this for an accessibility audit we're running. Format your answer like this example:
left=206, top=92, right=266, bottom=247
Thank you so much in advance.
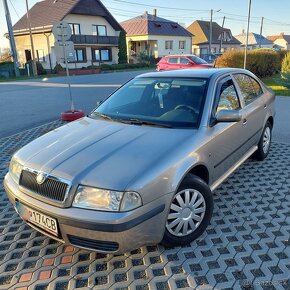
left=171, top=24, right=178, bottom=28
left=154, top=23, right=161, bottom=27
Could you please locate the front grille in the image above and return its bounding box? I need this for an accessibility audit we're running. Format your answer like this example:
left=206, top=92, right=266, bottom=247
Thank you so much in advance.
left=68, top=235, right=119, bottom=252
left=19, top=170, right=69, bottom=202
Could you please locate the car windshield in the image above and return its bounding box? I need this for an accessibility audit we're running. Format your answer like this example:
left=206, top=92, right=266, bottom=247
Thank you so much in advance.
left=90, top=77, right=208, bottom=128
left=188, top=55, right=208, bottom=64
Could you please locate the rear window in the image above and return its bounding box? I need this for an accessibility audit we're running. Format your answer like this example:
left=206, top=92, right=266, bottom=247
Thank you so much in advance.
left=188, top=55, right=208, bottom=64
left=234, top=74, right=263, bottom=105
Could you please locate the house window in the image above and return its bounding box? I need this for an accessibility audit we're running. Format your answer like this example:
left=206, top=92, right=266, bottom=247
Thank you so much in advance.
left=92, top=25, right=107, bottom=36
left=179, top=41, right=185, bottom=50
left=165, top=40, right=173, bottom=50
left=74, top=48, right=86, bottom=62
left=69, top=23, right=81, bottom=35
left=36, top=49, right=45, bottom=62
left=92, top=48, right=111, bottom=61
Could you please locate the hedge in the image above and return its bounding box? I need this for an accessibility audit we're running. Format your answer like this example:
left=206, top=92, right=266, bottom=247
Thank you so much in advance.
left=215, top=49, right=281, bottom=78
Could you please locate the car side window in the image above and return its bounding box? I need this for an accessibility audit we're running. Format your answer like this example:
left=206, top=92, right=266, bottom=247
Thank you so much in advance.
left=168, top=57, right=178, bottom=64
left=180, top=57, right=189, bottom=64
left=233, top=74, right=262, bottom=105
left=217, top=79, right=240, bottom=112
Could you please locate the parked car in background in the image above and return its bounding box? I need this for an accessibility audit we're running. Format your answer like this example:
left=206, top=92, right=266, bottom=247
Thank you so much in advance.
left=5, top=68, right=275, bottom=254
left=156, top=54, right=212, bottom=71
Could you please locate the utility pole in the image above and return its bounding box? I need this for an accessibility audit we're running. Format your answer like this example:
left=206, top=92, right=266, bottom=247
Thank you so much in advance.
left=209, top=9, right=213, bottom=59
left=44, top=31, right=53, bottom=73
left=2, top=0, right=20, bottom=76
left=259, top=16, right=264, bottom=48
left=219, top=16, right=226, bottom=53
left=244, top=0, right=252, bottom=69
left=25, top=0, right=37, bottom=76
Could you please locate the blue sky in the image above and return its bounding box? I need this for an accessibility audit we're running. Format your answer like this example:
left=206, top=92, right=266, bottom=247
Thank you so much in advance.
left=1, top=0, right=290, bottom=49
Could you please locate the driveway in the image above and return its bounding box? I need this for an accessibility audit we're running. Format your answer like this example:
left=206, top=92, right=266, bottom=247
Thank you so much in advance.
left=0, top=120, right=289, bottom=290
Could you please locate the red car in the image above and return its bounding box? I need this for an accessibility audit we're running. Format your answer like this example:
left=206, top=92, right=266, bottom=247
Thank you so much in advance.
left=157, top=54, right=212, bottom=71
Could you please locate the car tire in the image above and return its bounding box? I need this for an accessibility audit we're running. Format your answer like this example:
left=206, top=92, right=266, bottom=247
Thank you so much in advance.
left=161, top=174, right=213, bottom=248
left=253, top=121, right=272, bottom=161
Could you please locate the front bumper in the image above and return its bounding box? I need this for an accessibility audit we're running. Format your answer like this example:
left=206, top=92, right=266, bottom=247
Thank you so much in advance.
left=4, top=173, right=172, bottom=254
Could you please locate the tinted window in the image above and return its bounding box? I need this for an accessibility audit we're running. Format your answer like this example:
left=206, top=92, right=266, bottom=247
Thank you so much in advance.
left=92, top=78, right=208, bottom=128
left=168, top=57, right=178, bottom=64
left=234, top=74, right=262, bottom=105
left=217, top=80, right=240, bottom=112
left=180, top=57, right=189, bottom=64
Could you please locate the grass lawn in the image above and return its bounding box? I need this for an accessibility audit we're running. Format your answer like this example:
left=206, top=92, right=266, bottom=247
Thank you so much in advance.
left=262, top=74, right=290, bottom=96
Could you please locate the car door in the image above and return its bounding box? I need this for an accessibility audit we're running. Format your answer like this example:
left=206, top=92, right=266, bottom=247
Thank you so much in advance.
left=179, top=57, right=190, bottom=69
left=206, top=76, right=248, bottom=182
left=233, top=73, right=266, bottom=149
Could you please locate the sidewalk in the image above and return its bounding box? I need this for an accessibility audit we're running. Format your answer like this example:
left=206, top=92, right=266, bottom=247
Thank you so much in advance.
left=0, top=120, right=289, bottom=289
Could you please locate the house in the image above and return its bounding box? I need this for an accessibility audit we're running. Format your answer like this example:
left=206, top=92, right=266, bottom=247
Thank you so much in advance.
left=234, top=32, right=273, bottom=50
left=11, top=0, right=123, bottom=70
left=120, top=10, right=192, bottom=63
left=186, top=20, right=241, bottom=58
left=267, top=33, right=290, bottom=50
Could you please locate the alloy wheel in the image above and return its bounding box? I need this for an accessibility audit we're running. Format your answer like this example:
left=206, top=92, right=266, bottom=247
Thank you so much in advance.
left=263, top=127, right=271, bottom=154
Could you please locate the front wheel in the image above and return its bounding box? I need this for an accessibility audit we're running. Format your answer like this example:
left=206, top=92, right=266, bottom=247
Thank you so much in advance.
left=161, top=174, right=213, bottom=248
left=253, top=121, right=272, bottom=161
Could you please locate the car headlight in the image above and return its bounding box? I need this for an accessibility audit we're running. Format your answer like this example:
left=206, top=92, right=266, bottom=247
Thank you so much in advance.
left=9, top=157, right=23, bottom=183
left=72, top=185, right=142, bottom=212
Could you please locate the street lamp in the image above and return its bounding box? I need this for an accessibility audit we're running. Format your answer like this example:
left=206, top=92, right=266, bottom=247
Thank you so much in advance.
left=244, top=0, right=252, bottom=69
left=209, top=9, right=221, bottom=59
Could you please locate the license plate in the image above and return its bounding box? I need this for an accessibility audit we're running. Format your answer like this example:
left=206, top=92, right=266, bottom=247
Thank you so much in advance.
left=15, top=202, right=58, bottom=236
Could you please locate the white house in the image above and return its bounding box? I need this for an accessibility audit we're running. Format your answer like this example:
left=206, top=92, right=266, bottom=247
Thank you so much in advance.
left=11, top=0, right=123, bottom=70
left=121, top=10, right=192, bottom=63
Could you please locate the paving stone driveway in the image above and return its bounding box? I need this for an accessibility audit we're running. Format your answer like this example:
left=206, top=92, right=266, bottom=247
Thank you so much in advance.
left=0, top=121, right=289, bottom=290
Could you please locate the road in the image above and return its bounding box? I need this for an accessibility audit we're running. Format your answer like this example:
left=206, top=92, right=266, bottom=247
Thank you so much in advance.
left=0, top=70, right=289, bottom=143
left=0, top=70, right=149, bottom=137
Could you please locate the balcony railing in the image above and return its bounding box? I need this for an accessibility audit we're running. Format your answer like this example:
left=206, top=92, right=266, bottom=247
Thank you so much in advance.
left=70, top=35, right=119, bottom=45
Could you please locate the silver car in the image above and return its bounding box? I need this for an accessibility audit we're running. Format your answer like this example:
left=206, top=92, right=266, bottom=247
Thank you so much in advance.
left=4, top=68, right=275, bottom=254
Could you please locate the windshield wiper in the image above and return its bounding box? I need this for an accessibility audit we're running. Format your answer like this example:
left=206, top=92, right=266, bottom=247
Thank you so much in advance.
left=91, top=112, right=113, bottom=121
left=119, top=118, right=172, bottom=128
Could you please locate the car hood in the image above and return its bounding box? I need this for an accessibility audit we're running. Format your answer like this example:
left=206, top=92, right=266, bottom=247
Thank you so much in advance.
left=16, top=117, right=195, bottom=191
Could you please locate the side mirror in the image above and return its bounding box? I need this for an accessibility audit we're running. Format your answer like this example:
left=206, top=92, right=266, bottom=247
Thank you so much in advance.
left=216, top=109, right=242, bottom=123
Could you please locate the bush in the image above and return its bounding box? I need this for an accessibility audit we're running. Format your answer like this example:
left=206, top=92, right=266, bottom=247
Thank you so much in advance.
left=52, top=63, right=64, bottom=74
left=215, top=49, right=280, bottom=77
left=281, top=52, right=290, bottom=88
left=36, top=61, right=47, bottom=75
left=100, top=62, right=153, bottom=71
left=118, top=30, right=128, bottom=64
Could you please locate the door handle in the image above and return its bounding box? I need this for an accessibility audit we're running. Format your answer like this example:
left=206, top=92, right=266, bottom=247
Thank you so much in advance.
left=243, top=118, right=248, bottom=125
left=264, top=104, right=267, bottom=109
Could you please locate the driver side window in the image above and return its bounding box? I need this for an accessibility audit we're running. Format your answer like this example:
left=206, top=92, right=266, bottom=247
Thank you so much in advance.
left=217, top=79, right=240, bottom=112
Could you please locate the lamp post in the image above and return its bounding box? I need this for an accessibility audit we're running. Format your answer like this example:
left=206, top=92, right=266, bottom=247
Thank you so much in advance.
left=244, top=0, right=252, bottom=69
left=2, top=0, right=20, bottom=76
left=25, top=0, right=37, bottom=76
left=209, top=9, right=221, bottom=60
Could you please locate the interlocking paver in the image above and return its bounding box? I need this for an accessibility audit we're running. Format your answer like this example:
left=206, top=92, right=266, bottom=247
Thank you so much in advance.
left=0, top=120, right=289, bottom=289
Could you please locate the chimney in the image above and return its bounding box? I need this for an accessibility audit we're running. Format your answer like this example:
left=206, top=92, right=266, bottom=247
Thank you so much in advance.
left=153, top=9, right=157, bottom=17
left=280, top=32, right=284, bottom=36
left=144, top=11, right=148, bottom=15
left=242, top=29, right=245, bottom=34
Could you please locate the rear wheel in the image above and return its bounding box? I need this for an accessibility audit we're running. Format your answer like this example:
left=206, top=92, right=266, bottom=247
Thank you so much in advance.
left=253, top=121, right=272, bottom=161
left=162, top=174, right=213, bottom=247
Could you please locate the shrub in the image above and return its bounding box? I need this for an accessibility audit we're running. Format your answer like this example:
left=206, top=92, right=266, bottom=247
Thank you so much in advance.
left=100, top=62, right=153, bottom=71
left=36, top=61, right=47, bottom=75
left=281, top=52, right=290, bottom=88
left=53, top=63, right=64, bottom=74
left=215, top=49, right=280, bottom=77
left=118, top=30, right=128, bottom=64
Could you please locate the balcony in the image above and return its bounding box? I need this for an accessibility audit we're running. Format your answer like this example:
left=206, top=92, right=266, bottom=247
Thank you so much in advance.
left=70, top=35, right=119, bottom=45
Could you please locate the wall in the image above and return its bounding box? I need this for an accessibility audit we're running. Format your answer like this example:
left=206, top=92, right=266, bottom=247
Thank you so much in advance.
left=14, top=14, right=120, bottom=71
left=273, top=39, right=289, bottom=50
left=126, top=35, right=192, bottom=59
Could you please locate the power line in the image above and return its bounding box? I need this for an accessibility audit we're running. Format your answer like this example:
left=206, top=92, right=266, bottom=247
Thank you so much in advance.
left=8, top=0, right=20, bottom=19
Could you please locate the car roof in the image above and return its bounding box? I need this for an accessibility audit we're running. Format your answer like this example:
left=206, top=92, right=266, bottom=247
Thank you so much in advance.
left=163, top=54, right=197, bottom=57
left=137, top=68, right=249, bottom=79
